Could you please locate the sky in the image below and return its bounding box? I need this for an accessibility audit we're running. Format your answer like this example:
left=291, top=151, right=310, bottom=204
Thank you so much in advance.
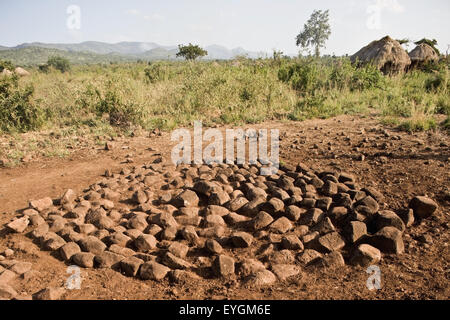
left=1, top=0, right=449, bottom=55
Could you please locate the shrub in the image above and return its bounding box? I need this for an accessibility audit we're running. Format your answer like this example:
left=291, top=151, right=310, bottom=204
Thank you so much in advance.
left=0, top=59, right=14, bottom=72
left=47, top=56, right=71, bottom=73
left=0, top=76, right=44, bottom=132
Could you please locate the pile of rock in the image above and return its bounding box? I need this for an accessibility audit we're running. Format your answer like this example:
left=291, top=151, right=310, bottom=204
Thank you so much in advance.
left=3, top=161, right=438, bottom=287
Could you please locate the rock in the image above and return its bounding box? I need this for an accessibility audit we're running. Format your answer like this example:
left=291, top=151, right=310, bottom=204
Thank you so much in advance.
left=3, top=249, right=14, bottom=257
left=368, top=227, right=404, bottom=254
left=60, top=189, right=76, bottom=204
left=78, top=236, right=107, bottom=255
left=269, top=217, right=293, bottom=234
left=139, top=261, right=170, bottom=280
left=312, top=232, right=346, bottom=253
left=107, top=232, right=132, bottom=247
left=204, top=214, right=226, bottom=227
left=281, top=235, right=304, bottom=250
left=105, top=142, right=114, bottom=151
left=362, top=187, right=384, bottom=203
left=120, top=256, right=144, bottom=277
left=169, top=270, right=201, bottom=283
left=260, top=198, right=284, bottom=215
left=134, top=234, right=157, bottom=252
left=43, top=235, right=66, bottom=251
left=109, top=244, right=135, bottom=257
left=94, top=251, right=124, bottom=268
left=132, top=190, right=148, bottom=204
left=398, top=209, right=415, bottom=228
left=72, top=252, right=95, bottom=268
left=0, top=270, right=16, bottom=284
left=213, top=255, right=235, bottom=277
left=172, top=190, right=200, bottom=207
left=6, top=216, right=29, bottom=233
left=298, top=249, right=322, bottom=265
left=231, top=232, right=254, bottom=248
left=237, top=259, right=266, bottom=277
left=168, top=242, right=189, bottom=258
left=312, top=217, right=335, bottom=235
left=271, top=264, right=300, bottom=281
left=59, top=242, right=81, bottom=261
left=244, top=270, right=276, bottom=286
left=181, top=226, right=199, bottom=244
left=299, top=208, right=324, bottom=227
left=148, top=212, right=178, bottom=229
left=205, top=239, right=223, bottom=254
left=209, top=190, right=231, bottom=206
left=321, top=180, right=338, bottom=196
left=162, top=252, right=192, bottom=269
left=32, top=287, right=65, bottom=300
left=375, top=210, right=405, bottom=232
left=227, top=197, right=249, bottom=212
left=315, top=251, right=345, bottom=268
left=29, top=197, right=53, bottom=212
left=285, top=205, right=306, bottom=221
left=251, top=211, right=274, bottom=230
left=355, top=196, right=379, bottom=215
left=0, top=284, right=17, bottom=299
left=409, top=196, right=438, bottom=219
left=350, top=244, right=381, bottom=267
left=344, top=221, right=367, bottom=243
left=265, top=250, right=295, bottom=264
left=205, top=205, right=229, bottom=216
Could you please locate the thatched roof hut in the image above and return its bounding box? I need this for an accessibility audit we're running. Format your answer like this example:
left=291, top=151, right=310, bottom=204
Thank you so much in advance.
left=409, top=43, right=439, bottom=68
left=14, top=67, right=30, bottom=76
left=351, top=36, right=411, bottom=74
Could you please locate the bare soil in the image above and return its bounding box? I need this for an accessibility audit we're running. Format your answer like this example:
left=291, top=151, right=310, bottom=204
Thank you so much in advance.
left=1, top=115, right=449, bottom=300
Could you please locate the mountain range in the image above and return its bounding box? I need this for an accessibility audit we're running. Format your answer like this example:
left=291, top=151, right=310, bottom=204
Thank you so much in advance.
left=0, top=41, right=268, bottom=66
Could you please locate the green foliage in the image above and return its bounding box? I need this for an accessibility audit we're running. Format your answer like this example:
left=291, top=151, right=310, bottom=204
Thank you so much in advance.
left=47, top=56, right=71, bottom=73
left=295, top=10, right=331, bottom=57
left=0, top=76, right=44, bottom=132
left=0, top=59, right=14, bottom=72
left=144, top=63, right=172, bottom=83
left=176, top=43, right=208, bottom=61
left=414, top=38, right=440, bottom=55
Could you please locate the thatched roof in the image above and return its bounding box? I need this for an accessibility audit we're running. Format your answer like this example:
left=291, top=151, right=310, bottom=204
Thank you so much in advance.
left=409, top=43, right=439, bottom=63
left=351, top=36, right=411, bottom=74
left=14, top=67, right=30, bottom=76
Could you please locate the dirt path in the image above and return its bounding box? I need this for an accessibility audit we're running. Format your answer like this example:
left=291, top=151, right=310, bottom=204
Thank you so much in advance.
left=1, top=115, right=449, bottom=300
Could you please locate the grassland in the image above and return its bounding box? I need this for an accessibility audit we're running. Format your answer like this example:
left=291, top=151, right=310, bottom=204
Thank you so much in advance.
left=0, top=57, right=449, bottom=165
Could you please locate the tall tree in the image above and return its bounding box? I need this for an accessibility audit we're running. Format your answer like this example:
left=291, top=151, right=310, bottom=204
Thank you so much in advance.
left=295, top=10, right=331, bottom=57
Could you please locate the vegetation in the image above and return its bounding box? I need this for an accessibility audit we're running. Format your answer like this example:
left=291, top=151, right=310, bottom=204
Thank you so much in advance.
left=296, top=10, right=331, bottom=57
left=415, top=38, right=440, bottom=55
left=176, top=44, right=208, bottom=61
left=46, top=56, right=71, bottom=73
left=0, top=59, right=14, bottom=72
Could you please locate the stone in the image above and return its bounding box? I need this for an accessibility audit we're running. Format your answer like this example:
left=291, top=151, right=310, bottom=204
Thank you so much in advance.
left=43, top=235, right=66, bottom=251
left=162, top=252, right=192, bottom=269
left=231, top=232, right=254, bottom=248
left=368, top=227, right=404, bottom=254
left=260, top=198, right=284, bottom=215
left=375, top=210, right=405, bottom=232
left=299, top=208, right=324, bottom=227
left=172, top=190, right=200, bottom=207
left=269, top=217, right=293, bottom=234
left=409, top=196, right=438, bottom=219
left=244, top=270, right=276, bottom=286
left=168, top=242, right=189, bottom=258
left=237, top=259, right=266, bottom=277
left=265, top=250, right=295, bottom=264
left=132, top=190, right=148, bottom=204
left=0, top=284, right=17, bottom=299
left=6, top=216, right=30, bottom=233
left=205, top=239, right=223, bottom=254
left=120, top=256, right=144, bottom=277
left=285, top=205, right=306, bottom=221
left=32, top=287, right=65, bottom=300
left=251, top=211, right=274, bottom=230
left=355, top=196, right=379, bottom=215
left=60, top=189, right=76, bottom=204
left=345, top=221, right=367, bottom=243
left=321, top=180, right=338, bottom=196
left=134, top=234, right=157, bottom=252
left=213, top=255, right=235, bottom=277
left=205, top=205, right=230, bottom=217
left=0, top=270, right=16, bottom=284
left=313, top=232, right=345, bottom=253
left=109, top=244, right=135, bottom=257
left=281, top=235, right=304, bottom=250
left=328, top=206, right=348, bottom=223
left=139, top=261, right=170, bottom=280
left=107, top=232, right=132, bottom=247
left=169, top=270, right=201, bottom=283
left=209, top=190, right=231, bottom=206
left=298, top=249, right=323, bottom=265
left=398, top=209, right=415, bottom=228
left=312, top=217, right=335, bottom=235
left=350, top=244, right=381, bottom=267
left=148, top=212, right=178, bottom=229
left=204, top=214, right=226, bottom=227
left=271, top=264, right=300, bottom=281
left=59, top=242, right=81, bottom=261
left=72, top=252, right=95, bottom=268
left=29, top=197, right=53, bottom=212
left=181, top=226, right=199, bottom=244
left=78, top=236, right=107, bottom=255
left=227, top=197, right=249, bottom=212
left=94, top=251, right=124, bottom=268
left=315, top=251, right=345, bottom=268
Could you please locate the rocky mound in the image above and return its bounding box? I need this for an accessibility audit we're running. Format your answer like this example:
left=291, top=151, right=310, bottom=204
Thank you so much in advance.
left=2, top=160, right=438, bottom=294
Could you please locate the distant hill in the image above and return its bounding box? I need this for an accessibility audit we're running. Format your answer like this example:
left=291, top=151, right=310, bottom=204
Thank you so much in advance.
left=0, top=47, right=132, bottom=66
left=0, top=41, right=267, bottom=64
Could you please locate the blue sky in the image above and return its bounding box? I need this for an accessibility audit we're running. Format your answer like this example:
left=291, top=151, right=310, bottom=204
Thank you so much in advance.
left=1, top=0, right=449, bottom=55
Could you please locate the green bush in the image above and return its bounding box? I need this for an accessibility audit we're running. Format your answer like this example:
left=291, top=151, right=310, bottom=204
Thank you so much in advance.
left=0, top=59, right=14, bottom=72
left=0, top=76, right=44, bottom=132
left=47, top=56, right=71, bottom=73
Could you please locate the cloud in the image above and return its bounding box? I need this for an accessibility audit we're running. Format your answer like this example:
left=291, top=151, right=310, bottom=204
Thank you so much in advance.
left=126, top=9, right=140, bottom=15
left=143, top=13, right=165, bottom=22
left=376, top=0, right=405, bottom=13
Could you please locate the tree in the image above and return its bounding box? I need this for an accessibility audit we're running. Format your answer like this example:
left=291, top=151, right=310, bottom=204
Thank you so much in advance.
left=176, top=43, right=208, bottom=61
left=295, top=10, right=331, bottom=57
left=47, top=56, right=71, bottom=73
left=0, top=59, right=14, bottom=72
